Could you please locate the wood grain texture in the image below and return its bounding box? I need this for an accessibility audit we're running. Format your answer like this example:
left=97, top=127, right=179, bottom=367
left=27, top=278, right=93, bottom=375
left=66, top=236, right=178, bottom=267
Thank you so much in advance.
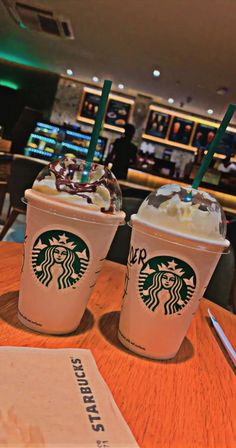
left=0, top=242, right=235, bottom=448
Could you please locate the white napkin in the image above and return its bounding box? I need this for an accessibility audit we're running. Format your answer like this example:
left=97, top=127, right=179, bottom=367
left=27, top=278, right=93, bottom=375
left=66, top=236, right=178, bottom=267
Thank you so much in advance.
left=0, top=347, right=138, bottom=447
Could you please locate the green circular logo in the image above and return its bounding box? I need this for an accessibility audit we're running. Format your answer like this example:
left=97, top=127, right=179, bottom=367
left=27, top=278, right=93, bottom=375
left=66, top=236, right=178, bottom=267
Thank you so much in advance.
left=139, top=256, right=196, bottom=315
left=32, top=230, right=90, bottom=289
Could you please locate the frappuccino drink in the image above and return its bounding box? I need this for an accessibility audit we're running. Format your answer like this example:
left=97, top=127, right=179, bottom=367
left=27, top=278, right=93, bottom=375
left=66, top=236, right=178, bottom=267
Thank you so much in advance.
left=18, top=157, right=125, bottom=334
left=118, top=184, right=229, bottom=359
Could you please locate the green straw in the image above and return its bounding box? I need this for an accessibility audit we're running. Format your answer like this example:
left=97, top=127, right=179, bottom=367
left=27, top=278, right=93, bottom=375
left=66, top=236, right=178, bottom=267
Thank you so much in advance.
left=192, top=103, right=236, bottom=189
left=81, top=79, right=112, bottom=182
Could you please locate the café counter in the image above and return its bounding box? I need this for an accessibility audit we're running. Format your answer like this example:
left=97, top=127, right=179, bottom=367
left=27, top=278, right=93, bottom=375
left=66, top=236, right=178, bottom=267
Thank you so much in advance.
left=123, top=168, right=236, bottom=216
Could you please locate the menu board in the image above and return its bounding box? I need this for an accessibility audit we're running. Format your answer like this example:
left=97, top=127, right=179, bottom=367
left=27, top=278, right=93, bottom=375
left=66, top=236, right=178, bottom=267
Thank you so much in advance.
left=145, top=110, right=171, bottom=138
left=105, top=99, right=131, bottom=127
left=216, top=131, right=236, bottom=155
left=192, top=124, right=216, bottom=149
left=169, top=117, right=194, bottom=145
left=80, top=92, right=100, bottom=120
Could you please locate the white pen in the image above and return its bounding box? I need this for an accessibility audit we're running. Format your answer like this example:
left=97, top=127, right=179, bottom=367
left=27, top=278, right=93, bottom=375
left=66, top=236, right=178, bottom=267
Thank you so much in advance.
left=208, top=308, right=236, bottom=368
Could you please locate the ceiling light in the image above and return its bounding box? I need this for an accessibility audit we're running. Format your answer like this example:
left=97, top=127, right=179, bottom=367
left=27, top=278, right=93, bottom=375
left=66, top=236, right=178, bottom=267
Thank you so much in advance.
left=118, top=83, right=124, bottom=89
left=207, top=109, right=214, bottom=115
left=92, top=76, right=99, bottom=82
left=153, top=69, right=160, bottom=77
left=168, top=98, right=174, bottom=104
left=0, top=80, right=19, bottom=90
left=216, top=86, right=229, bottom=95
left=66, top=69, right=73, bottom=76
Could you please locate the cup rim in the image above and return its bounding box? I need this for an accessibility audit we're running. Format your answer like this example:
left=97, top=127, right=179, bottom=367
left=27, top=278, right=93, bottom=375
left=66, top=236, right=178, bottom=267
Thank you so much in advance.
left=130, top=215, right=230, bottom=253
left=24, top=189, right=125, bottom=226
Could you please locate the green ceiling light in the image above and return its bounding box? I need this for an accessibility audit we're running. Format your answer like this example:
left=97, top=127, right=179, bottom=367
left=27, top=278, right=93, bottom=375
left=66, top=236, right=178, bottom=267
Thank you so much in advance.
left=0, top=52, right=36, bottom=68
left=0, top=52, right=49, bottom=70
left=0, top=80, right=20, bottom=90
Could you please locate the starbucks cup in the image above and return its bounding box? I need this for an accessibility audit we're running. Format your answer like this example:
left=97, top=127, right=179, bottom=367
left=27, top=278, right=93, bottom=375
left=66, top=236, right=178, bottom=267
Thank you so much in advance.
left=118, top=184, right=229, bottom=360
left=18, top=158, right=125, bottom=334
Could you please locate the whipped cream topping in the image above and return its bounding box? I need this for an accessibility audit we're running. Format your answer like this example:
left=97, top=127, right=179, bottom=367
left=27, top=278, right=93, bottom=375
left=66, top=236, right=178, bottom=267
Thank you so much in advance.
left=137, top=184, right=226, bottom=240
left=32, top=157, right=122, bottom=213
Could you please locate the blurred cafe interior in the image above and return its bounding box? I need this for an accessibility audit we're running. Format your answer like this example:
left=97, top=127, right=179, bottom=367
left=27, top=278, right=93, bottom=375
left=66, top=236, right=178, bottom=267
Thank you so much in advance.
left=0, top=1, right=235, bottom=446
left=0, top=0, right=236, bottom=303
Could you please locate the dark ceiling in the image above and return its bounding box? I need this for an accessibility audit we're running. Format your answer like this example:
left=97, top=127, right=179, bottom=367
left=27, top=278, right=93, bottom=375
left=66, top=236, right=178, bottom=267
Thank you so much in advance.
left=0, top=0, right=236, bottom=122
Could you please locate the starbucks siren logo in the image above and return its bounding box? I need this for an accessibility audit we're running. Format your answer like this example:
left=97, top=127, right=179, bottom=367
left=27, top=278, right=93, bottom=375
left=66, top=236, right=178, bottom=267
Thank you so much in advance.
left=32, top=230, right=89, bottom=289
left=139, top=256, right=196, bottom=315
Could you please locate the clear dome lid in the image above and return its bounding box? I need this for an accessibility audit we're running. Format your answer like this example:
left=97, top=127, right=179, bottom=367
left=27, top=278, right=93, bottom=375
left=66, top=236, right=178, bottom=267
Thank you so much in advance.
left=137, top=184, right=226, bottom=240
left=32, top=157, right=122, bottom=213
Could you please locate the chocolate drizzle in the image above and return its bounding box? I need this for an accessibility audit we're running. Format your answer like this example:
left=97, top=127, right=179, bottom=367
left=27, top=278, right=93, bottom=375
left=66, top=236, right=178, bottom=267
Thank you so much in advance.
left=39, top=157, right=120, bottom=213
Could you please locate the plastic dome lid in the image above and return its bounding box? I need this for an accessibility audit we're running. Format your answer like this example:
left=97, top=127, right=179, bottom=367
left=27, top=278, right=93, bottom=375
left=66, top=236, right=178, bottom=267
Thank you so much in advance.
left=137, top=184, right=226, bottom=241
left=32, top=157, right=122, bottom=213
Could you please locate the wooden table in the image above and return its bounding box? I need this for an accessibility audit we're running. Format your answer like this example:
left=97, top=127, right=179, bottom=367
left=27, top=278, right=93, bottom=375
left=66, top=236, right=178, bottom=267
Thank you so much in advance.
left=0, top=242, right=235, bottom=448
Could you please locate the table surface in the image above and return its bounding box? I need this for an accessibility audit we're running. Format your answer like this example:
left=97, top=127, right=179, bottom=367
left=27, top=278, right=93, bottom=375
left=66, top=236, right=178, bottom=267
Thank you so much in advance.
left=0, top=242, right=235, bottom=448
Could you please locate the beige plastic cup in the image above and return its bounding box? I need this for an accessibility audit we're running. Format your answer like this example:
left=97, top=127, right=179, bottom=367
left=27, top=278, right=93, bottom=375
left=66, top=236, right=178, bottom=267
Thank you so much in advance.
left=118, top=192, right=229, bottom=360
left=18, top=189, right=124, bottom=334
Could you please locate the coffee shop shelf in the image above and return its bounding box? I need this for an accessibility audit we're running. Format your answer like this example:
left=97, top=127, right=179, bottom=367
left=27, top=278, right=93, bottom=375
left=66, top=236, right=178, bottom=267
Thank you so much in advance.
left=122, top=168, right=236, bottom=216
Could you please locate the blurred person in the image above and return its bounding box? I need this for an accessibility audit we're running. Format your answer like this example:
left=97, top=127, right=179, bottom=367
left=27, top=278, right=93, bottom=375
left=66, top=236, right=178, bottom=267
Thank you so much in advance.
left=105, top=124, right=137, bottom=179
